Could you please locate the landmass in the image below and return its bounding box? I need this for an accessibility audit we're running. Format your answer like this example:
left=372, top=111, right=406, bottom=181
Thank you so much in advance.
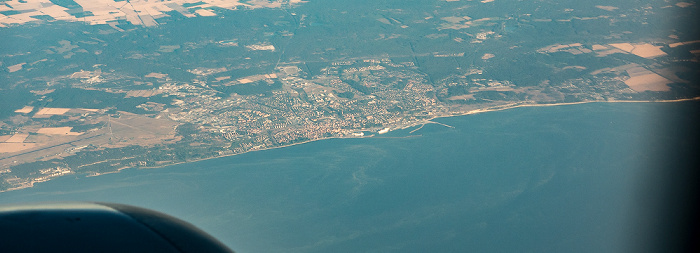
left=1, top=0, right=699, bottom=191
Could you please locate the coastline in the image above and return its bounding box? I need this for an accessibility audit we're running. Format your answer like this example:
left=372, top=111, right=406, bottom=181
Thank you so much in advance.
left=428, top=96, right=700, bottom=123
left=96, top=96, right=700, bottom=171
left=3, top=97, right=699, bottom=192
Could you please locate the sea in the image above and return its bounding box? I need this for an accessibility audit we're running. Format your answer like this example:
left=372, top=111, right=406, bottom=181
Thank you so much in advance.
left=1, top=102, right=697, bottom=253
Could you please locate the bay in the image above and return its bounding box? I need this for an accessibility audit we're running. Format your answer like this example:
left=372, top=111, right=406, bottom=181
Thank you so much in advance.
left=1, top=102, right=697, bottom=253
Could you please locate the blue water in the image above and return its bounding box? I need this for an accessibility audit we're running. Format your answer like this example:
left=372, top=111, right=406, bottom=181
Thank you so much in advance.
left=0, top=102, right=694, bottom=252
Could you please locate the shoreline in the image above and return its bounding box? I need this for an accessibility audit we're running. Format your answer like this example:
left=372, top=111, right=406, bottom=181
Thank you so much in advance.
left=110, top=96, right=700, bottom=171
left=3, top=97, right=699, bottom=192
left=426, top=96, right=700, bottom=123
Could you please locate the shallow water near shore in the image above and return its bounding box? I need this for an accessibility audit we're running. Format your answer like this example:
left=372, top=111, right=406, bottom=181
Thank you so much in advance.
left=1, top=102, right=697, bottom=253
